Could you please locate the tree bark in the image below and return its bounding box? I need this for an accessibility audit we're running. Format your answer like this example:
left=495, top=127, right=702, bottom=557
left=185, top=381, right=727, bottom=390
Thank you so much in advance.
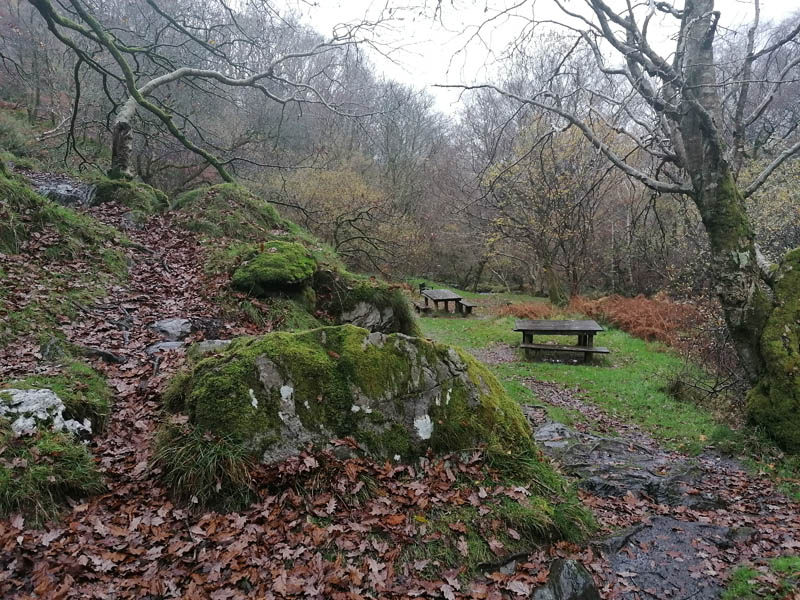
left=679, top=0, right=772, bottom=382
left=109, top=99, right=136, bottom=179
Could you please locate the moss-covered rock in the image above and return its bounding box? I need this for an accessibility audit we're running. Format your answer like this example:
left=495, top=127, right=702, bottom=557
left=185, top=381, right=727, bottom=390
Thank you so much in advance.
left=173, top=183, right=285, bottom=239
left=91, top=177, right=168, bottom=214
left=315, top=270, right=418, bottom=336
left=749, top=248, right=800, bottom=452
left=231, top=241, right=316, bottom=295
left=164, top=325, right=534, bottom=464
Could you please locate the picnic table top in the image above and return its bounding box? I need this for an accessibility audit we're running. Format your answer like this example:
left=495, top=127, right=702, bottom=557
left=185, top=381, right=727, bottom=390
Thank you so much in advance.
left=421, top=288, right=463, bottom=302
left=514, top=319, right=604, bottom=333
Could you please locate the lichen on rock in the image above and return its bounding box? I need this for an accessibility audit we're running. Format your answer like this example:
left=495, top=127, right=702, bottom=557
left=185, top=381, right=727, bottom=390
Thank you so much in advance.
left=0, top=388, right=92, bottom=436
left=162, top=324, right=534, bottom=465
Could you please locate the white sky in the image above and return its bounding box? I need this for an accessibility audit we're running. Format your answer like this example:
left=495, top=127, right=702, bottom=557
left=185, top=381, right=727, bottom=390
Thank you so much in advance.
left=286, top=0, right=797, bottom=112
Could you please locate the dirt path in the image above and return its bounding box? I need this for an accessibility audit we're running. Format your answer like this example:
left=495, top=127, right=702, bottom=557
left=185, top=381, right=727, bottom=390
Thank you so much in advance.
left=524, top=374, right=800, bottom=599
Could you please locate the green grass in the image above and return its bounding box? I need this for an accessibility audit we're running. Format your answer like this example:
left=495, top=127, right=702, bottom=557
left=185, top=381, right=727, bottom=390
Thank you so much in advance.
left=0, top=419, right=105, bottom=524
left=723, top=556, right=800, bottom=599
left=420, top=315, right=743, bottom=455
left=152, top=422, right=257, bottom=512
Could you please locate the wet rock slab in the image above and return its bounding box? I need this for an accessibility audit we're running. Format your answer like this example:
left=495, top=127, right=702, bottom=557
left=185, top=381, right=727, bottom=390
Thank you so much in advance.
left=595, top=517, right=730, bottom=600
left=533, top=420, right=725, bottom=510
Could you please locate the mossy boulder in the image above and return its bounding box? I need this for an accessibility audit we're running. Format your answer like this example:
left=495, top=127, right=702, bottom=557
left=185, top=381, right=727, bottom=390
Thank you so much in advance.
left=164, top=325, right=534, bottom=464
left=231, top=241, right=316, bottom=295
left=749, top=248, right=800, bottom=452
left=91, top=178, right=168, bottom=214
left=173, top=183, right=285, bottom=239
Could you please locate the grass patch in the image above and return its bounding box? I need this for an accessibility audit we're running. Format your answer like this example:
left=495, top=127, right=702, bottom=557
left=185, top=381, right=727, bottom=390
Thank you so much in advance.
left=0, top=419, right=104, bottom=524
left=152, top=422, right=257, bottom=512
left=0, top=168, right=128, bottom=347
left=723, top=556, right=800, bottom=599
left=420, top=316, right=734, bottom=455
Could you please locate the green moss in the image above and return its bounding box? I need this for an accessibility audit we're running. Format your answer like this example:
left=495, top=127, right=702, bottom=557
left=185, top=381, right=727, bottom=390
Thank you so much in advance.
left=316, top=270, right=418, bottom=336
left=163, top=325, right=534, bottom=460
left=231, top=241, right=316, bottom=296
left=723, top=556, right=800, bottom=599
left=0, top=170, right=128, bottom=347
left=173, top=183, right=285, bottom=239
left=91, top=177, right=168, bottom=214
left=749, top=248, right=800, bottom=452
left=0, top=111, right=33, bottom=157
left=5, top=360, right=112, bottom=430
left=0, top=419, right=104, bottom=523
left=269, top=298, right=322, bottom=331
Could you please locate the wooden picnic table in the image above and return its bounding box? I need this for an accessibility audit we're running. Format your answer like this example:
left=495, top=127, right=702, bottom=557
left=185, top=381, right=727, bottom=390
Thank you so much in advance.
left=514, top=319, right=609, bottom=362
left=421, top=289, right=462, bottom=313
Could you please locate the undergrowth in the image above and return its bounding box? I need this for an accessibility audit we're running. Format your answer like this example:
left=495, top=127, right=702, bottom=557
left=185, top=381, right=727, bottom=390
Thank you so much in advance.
left=0, top=419, right=104, bottom=524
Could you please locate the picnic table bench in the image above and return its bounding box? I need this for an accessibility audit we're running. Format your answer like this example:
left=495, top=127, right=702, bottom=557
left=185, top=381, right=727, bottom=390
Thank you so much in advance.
left=514, top=319, right=609, bottom=362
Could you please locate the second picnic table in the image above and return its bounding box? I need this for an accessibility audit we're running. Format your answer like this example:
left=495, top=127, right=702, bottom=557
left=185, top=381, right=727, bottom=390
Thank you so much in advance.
left=514, top=319, right=609, bottom=362
left=420, top=288, right=476, bottom=315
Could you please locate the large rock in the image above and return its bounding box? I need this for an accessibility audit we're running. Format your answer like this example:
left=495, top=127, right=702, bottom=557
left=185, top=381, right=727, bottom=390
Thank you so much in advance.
left=0, top=388, right=92, bottom=436
left=531, top=559, right=600, bottom=600
left=231, top=241, right=316, bottom=295
left=164, top=325, right=533, bottom=464
left=340, top=301, right=396, bottom=333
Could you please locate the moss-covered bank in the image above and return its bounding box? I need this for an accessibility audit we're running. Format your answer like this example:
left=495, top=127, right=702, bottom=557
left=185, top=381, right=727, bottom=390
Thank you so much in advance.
left=749, top=248, right=800, bottom=452
left=177, top=183, right=417, bottom=335
left=0, top=165, right=128, bottom=346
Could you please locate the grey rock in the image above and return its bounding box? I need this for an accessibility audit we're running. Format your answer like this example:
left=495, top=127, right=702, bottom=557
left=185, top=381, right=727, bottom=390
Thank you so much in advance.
left=0, top=388, right=91, bottom=436
left=533, top=422, right=576, bottom=450
left=151, top=318, right=194, bottom=341
left=146, top=341, right=186, bottom=354
left=38, top=182, right=97, bottom=206
left=340, top=301, right=396, bottom=333
left=531, top=559, right=600, bottom=600
left=189, top=339, right=231, bottom=357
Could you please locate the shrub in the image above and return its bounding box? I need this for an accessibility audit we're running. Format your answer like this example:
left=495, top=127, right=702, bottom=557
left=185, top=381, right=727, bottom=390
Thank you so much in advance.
left=494, top=302, right=554, bottom=319
left=0, top=111, right=33, bottom=157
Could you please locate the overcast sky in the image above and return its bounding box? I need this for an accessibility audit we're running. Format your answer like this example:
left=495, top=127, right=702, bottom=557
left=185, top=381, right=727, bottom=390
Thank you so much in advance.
left=284, top=0, right=796, bottom=112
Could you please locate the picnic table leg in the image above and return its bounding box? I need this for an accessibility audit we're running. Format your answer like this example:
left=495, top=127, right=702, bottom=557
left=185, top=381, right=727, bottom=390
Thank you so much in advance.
left=424, top=296, right=429, bottom=307
left=584, top=334, right=594, bottom=363
left=522, top=332, right=533, bottom=359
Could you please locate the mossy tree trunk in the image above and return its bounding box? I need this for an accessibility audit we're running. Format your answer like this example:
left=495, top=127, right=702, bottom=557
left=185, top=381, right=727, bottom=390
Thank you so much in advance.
left=679, top=0, right=772, bottom=383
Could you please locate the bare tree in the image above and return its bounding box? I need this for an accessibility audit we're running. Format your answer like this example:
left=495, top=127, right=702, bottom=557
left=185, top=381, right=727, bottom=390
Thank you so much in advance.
left=443, top=0, right=800, bottom=448
left=27, top=0, right=388, bottom=181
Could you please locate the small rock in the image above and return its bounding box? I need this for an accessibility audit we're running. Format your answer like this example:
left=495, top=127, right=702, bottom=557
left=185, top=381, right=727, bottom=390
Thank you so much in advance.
left=151, top=318, right=194, bottom=341
left=0, top=388, right=92, bottom=436
left=146, top=341, right=186, bottom=354
left=189, top=339, right=231, bottom=356
left=533, top=422, right=576, bottom=449
left=531, top=559, right=600, bottom=600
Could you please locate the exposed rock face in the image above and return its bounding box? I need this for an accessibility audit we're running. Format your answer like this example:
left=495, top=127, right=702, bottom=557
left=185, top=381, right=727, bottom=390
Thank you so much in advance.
left=151, top=318, right=194, bottom=341
left=531, top=559, right=600, bottom=600
left=0, top=388, right=92, bottom=436
left=164, top=325, right=533, bottom=464
left=339, top=301, right=396, bottom=333
left=532, top=421, right=725, bottom=510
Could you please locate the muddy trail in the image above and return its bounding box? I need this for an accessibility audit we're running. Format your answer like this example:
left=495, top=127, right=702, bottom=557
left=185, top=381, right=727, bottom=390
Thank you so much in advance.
left=1, top=176, right=798, bottom=599
left=479, top=343, right=800, bottom=598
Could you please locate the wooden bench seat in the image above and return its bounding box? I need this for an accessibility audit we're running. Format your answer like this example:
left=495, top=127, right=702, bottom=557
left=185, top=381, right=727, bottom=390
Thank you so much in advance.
left=520, top=343, right=609, bottom=353
left=456, top=299, right=477, bottom=316
left=413, top=301, right=432, bottom=314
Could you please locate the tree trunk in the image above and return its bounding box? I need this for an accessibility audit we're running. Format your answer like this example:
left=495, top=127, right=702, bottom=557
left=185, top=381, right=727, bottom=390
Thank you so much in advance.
left=109, top=99, right=136, bottom=179
left=680, top=0, right=772, bottom=382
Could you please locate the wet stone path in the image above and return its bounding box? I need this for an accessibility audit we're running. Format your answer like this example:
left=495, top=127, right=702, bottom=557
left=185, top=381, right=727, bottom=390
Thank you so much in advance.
left=473, top=343, right=800, bottom=599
